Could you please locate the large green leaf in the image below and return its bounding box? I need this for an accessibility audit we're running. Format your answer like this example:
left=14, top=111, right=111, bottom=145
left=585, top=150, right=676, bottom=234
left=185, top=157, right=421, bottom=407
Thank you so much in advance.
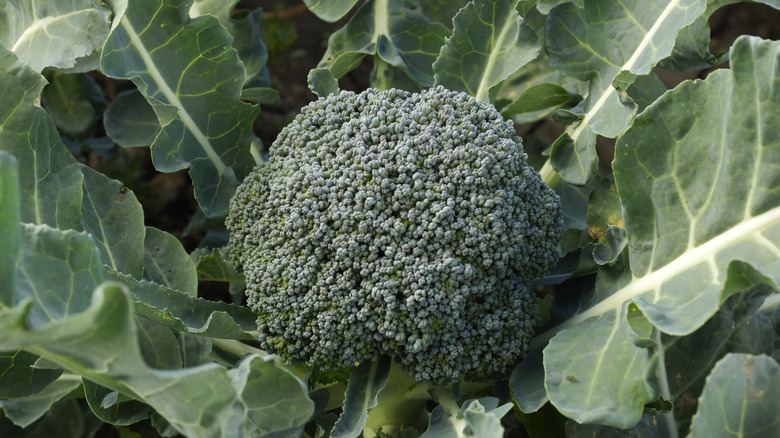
left=80, top=165, right=146, bottom=279
left=0, top=376, right=82, bottom=428
left=190, top=0, right=270, bottom=88
left=231, top=354, right=315, bottom=437
left=331, top=357, right=391, bottom=438
left=317, top=0, right=450, bottom=88
left=660, top=0, right=780, bottom=72
left=0, top=398, right=85, bottom=436
left=421, top=397, right=511, bottom=438
left=0, top=351, right=62, bottom=399
left=0, top=282, right=313, bottom=437
left=0, top=155, right=67, bottom=407
left=544, top=0, right=706, bottom=185
left=508, top=346, right=547, bottom=413
left=104, top=268, right=257, bottom=339
left=103, top=89, right=161, bottom=147
left=0, top=45, right=83, bottom=230
left=419, top=0, right=470, bottom=28
left=190, top=247, right=243, bottom=283
left=433, top=0, right=539, bottom=102
left=688, top=354, right=780, bottom=437
left=0, top=152, right=20, bottom=303
left=304, top=0, right=361, bottom=22
left=3, top=224, right=310, bottom=436
left=543, top=309, right=656, bottom=427
left=534, top=36, right=780, bottom=428
left=0, top=0, right=111, bottom=72
left=143, top=226, right=198, bottom=296
left=100, top=0, right=259, bottom=217
left=15, top=224, right=103, bottom=326
left=82, top=379, right=152, bottom=426
left=40, top=72, right=100, bottom=140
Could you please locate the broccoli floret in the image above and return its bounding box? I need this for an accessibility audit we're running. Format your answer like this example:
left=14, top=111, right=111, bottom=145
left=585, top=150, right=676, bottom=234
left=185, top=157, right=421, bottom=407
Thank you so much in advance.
left=226, top=86, right=564, bottom=384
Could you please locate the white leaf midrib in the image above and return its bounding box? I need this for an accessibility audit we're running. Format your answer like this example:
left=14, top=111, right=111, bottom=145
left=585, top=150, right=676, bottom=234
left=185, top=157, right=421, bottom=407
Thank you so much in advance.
left=568, top=0, right=686, bottom=144
left=475, top=6, right=516, bottom=101
left=118, top=15, right=227, bottom=174
left=11, top=8, right=91, bottom=52
left=536, top=204, right=780, bottom=343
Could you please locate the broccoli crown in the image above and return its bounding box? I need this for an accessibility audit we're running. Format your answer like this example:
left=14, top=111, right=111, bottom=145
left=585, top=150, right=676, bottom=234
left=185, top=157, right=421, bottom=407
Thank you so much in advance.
left=227, top=86, right=564, bottom=383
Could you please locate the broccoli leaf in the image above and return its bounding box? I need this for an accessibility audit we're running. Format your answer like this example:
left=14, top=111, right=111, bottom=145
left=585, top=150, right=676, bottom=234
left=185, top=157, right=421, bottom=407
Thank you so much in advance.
left=545, top=0, right=707, bottom=185
left=231, top=354, right=315, bottom=437
left=0, top=45, right=83, bottom=231
left=80, top=165, right=145, bottom=280
left=0, top=277, right=312, bottom=437
left=688, top=353, right=780, bottom=437
left=433, top=0, right=540, bottom=102
left=240, top=87, right=280, bottom=105
left=422, top=397, right=511, bottom=438
left=189, top=0, right=270, bottom=88
left=304, top=0, right=361, bottom=23
left=104, top=268, right=257, bottom=340
left=103, top=89, right=161, bottom=148
left=659, top=9, right=723, bottom=71
left=100, top=0, right=259, bottom=217
left=317, top=0, right=449, bottom=88
left=0, top=376, right=82, bottom=428
left=530, top=35, right=780, bottom=428
left=0, top=151, right=20, bottom=303
left=659, top=0, right=780, bottom=72
left=0, top=351, right=62, bottom=399
left=82, top=379, right=153, bottom=426
left=190, top=247, right=243, bottom=283
left=331, top=357, right=391, bottom=438
left=40, top=72, right=101, bottom=140
left=15, top=224, right=104, bottom=326
left=143, top=226, right=198, bottom=296
left=500, top=83, right=571, bottom=119
left=0, top=0, right=111, bottom=72
left=508, top=346, right=547, bottom=414
left=308, top=68, right=341, bottom=98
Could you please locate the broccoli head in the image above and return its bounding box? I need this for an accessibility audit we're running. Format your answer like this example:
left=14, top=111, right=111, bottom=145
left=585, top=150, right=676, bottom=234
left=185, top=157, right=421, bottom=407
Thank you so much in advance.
left=226, top=86, right=564, bottom=383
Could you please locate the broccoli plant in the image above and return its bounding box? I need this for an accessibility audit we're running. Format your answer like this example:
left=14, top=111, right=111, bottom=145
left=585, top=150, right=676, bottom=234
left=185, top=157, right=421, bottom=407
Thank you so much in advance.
left=0, top=0, right=779, bottom=437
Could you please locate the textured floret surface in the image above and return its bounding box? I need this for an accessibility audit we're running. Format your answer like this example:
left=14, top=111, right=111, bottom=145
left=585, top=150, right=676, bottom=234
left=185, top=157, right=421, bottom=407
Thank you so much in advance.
left=227, top=86, right=564, bottom=383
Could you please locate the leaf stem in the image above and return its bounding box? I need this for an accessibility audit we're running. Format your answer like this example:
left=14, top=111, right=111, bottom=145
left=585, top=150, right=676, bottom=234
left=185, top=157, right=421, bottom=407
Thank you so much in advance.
left=539, top=158, right=562, bottom=189
left=432, top=386, right=468, bottom=433
left=654, top=329, right=679, bottom=438
left=372, top=57, right=392, bottom=91
left=209, top=338, right=309, bottom=381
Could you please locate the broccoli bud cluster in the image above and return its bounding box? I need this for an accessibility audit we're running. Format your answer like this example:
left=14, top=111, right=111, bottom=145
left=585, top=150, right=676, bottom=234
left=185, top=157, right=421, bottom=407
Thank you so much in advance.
left=227, top=86, right=564, bottom=383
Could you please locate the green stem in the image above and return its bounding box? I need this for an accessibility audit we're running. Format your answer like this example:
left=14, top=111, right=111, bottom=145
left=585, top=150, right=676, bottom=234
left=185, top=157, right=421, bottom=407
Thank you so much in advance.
left=539, top=158, right=562, bottom=189
left=432, top=386, right=468, bottom=433
left=654, top=330, right=679, bottom=438
left=363, top=361, right=433, bottom=437
left=209, top=338, right=309, bottom=381
left=372, top=56, right=392, bottom=91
